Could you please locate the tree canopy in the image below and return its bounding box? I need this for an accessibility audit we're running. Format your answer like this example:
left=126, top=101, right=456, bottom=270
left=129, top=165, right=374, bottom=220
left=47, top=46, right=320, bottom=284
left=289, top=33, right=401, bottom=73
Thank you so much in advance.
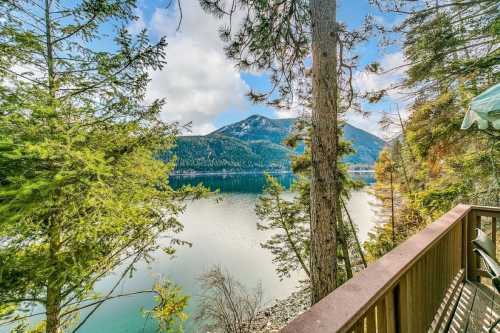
left=0, top=1, right=204, bottom=332
left=365, top=0, right=499, bottom=259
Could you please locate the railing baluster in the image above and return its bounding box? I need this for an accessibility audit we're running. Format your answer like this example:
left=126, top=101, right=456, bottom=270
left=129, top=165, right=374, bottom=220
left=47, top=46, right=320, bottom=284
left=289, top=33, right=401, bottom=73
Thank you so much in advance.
left=467, top=210, right=477, bottom=281
left=385, top=289, right=396, bottom=333
left=376, top=298, right=387, bottom=333
left=385, top=291, right=396, bottom=333
left=366, top=307, right=376, bottom=332
left=399, top=274, right=409, bottom=333
left=354, top=318, right=363, bottom=333
left=415, top=262, right=422, bottom=332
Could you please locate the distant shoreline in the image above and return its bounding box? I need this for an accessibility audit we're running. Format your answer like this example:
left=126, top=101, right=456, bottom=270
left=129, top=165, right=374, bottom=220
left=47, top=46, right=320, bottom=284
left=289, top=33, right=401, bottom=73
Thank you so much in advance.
left=171, top=170, right=375, bottom=177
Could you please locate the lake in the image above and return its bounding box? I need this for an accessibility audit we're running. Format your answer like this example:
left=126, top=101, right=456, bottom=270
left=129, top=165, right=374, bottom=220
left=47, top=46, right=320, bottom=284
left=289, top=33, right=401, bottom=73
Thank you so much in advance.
left=59, top=173, right=378, bottom=332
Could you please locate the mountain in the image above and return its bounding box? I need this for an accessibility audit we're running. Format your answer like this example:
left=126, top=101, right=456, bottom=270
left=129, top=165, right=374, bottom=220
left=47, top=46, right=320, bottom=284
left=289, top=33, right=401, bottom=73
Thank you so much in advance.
left=168, top=134, right=292, bottom=173
left=166, top=115, right=385, bottom=174
left=213, top=116, right=296, bottom=144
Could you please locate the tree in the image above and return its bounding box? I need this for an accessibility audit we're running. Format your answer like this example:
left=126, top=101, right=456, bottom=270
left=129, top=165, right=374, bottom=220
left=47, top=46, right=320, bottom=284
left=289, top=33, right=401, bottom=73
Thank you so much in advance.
left=365, top=143, right=429, bottom=260
left=364, top=0, right=499, bottom=259
left=256, top=174, right=311, bottom=280
left=369, top=0, right=498, bottom=98
left=0, top=1, right=204, bottom=332
left=195, top=266, right=263, bottom=333
left=288, top=121, right=367, bottom=281
left=200, top=0, right=371, bottom=304
left=257, top=118, right=368, bottom=287
left=308, top=0, right=340, bottom=302
left=374, top=149, right=398, bottom=244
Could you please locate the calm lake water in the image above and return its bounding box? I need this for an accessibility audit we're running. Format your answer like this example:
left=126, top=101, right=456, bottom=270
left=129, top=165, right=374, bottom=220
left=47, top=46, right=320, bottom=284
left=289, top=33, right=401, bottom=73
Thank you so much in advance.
left=28, top=173, right=378, bottom=333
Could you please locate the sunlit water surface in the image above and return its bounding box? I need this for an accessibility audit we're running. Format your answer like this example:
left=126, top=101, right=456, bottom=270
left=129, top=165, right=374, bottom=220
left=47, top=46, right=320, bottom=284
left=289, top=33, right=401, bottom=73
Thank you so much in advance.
left=17, top=173, right=379, bottom=333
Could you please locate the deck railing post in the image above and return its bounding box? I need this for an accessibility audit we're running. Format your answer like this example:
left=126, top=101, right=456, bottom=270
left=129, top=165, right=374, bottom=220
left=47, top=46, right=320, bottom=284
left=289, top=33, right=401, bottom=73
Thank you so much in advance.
left=492, top=216, right=497, bottom=258
left=467, top=210, right=480, bottom=282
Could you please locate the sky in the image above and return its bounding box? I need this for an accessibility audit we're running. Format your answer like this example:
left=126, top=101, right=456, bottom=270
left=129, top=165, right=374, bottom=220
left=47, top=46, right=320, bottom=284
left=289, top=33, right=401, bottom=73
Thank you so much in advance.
left=131, top=0, right=408, bottom=138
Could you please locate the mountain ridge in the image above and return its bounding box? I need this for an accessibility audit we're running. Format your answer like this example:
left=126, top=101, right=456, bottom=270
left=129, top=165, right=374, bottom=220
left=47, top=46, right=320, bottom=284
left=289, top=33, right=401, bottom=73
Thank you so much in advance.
left=165, top=115, right=385, bottom=174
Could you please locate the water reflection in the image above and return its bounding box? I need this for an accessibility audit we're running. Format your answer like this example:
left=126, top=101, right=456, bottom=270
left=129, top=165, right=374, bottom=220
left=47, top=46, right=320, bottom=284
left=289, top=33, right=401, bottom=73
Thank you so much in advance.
left=169, top=172, right=375, bottom=193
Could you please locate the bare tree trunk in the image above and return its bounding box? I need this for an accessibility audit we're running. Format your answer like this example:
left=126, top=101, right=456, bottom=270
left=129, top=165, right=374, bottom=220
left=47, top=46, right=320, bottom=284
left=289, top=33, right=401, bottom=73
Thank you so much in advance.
left=390, top=168, right=395, bottom=245
left=274, top=192, right=311, bottom=278
left=341, top=199, right=367, bottom=268
left=309, top=0, right=339, bottom=304
left=337, top=202, right=353, bottom=279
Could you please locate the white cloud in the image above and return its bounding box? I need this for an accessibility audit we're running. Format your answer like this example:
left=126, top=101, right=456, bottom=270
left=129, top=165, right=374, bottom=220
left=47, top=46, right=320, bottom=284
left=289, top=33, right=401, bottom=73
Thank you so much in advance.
left=354, top=51, right=407, bottom=101
left=128, top=8, right=147, bottom=34
left=349, top=51, right=412, bottom=137
left=143, top=1, right=248, bottom=135
left=346, top=112, right=382, bottom=137
left=274, top=103, right=308, bottom=119
left=274, top=109, right=298, bottom=119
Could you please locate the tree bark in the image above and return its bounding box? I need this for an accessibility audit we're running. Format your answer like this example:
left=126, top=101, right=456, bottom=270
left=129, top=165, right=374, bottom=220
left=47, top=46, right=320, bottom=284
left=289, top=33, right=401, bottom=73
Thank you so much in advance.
left=274, top=193, right=311, bottom=278
left=341, top=199, right=367, bottom=268
left=44, top=1, right=62, bottom=332
left=390, top=168, right=395, bottom=245
left=46, top=219, right=62, bottom=333
left=337, top=202, right=353, bottom=279
left=309, top=0, right=339, bottom=304
left=46, top=274, right=61, bottom=333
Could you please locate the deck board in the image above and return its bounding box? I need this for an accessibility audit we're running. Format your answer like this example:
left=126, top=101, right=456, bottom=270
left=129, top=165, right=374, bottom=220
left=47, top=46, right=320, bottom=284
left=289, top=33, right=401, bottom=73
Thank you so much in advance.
left=448, top=283, right=477, bottom=333
left=447, top=282, right=499, bottom=333
left=466, top=285, right=493, bottom=333
left=490, top=293, right=500, bottom=333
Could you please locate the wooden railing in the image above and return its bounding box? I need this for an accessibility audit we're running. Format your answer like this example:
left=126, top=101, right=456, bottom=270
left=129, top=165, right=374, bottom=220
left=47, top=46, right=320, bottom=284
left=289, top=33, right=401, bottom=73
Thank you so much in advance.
left=281, top=204, right=500, bottom=333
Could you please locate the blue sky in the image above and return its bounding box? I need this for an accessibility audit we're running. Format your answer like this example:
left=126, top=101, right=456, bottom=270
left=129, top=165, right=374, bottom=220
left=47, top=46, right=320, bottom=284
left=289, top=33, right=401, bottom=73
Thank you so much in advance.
left=131, top=0, right=407, bottom=138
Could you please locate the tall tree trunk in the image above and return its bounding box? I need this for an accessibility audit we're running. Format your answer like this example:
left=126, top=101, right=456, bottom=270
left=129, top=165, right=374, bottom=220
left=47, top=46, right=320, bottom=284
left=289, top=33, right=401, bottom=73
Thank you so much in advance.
left=309, top=0, right=339, bottom=304
left=390, top=168, right=395, bottom=245
left=274, top=193, right=311, bottom=278
left=44, top=0, right=55, bottom=96
left=44, top=1, right=61, bottom=332
left=336, top=202, right=353, bottom=279
left=46, top=260, right=61, bottom=333
left=341, top=199, right=367, bottom=268
left=46, top=219, right=62, bottom=333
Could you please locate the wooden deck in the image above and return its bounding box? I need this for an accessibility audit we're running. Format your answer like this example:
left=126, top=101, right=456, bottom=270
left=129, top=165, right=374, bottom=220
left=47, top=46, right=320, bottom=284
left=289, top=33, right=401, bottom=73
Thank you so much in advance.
left=281, top=205, right=500, bottom=333
left=448, top=282, right=499, bottom=333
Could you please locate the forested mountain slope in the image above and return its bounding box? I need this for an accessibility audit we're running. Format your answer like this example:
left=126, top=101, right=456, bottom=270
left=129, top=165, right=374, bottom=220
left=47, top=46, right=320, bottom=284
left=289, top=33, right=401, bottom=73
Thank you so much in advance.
left=166, top=115, right=385, bottom=173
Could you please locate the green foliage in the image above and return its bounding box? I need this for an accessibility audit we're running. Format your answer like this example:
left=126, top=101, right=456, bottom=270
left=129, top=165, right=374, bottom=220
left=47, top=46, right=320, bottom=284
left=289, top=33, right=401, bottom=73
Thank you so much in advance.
left=403, top=2, right=499, bottom=90
left=169, top=135, right=293, bottom=173
left=365, top=0, right=499, bottom=260
left=146, top=280, right=189, bottom=333
left=256, top=174, right=310, bottom=279
left=0, top=1, right=206, bottom=332
left=364, top=223, right=395, bottom=261
left=256, top=121, right=367, bottom=284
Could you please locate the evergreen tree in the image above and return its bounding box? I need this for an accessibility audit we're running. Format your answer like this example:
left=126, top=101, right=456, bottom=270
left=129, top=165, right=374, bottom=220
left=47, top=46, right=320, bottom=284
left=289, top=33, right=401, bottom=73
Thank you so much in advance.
left=0, top=1, right=204, bottom=332
left=364, top=0, right=499, bottom=259
left=256, top=119, right=367, bottom=288
left=256, top=174, right=311, bottom=280
left=199, top=0, right=371, bottom=303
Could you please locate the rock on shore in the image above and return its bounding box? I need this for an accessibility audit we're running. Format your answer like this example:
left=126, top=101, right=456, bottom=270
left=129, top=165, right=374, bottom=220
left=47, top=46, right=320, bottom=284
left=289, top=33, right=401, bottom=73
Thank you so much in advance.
left=248, top=289, right=310, bottom=332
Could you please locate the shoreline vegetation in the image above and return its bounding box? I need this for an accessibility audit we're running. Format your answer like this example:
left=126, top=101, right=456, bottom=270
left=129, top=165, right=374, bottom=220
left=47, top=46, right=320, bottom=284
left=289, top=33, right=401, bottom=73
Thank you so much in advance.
left=171, top=170, right=375, bottom=176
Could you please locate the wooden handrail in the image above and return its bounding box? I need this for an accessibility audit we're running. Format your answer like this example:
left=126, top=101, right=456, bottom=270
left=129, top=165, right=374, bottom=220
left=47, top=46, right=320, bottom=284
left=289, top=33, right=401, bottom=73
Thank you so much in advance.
left=282, top=204, right=500, bottom=333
